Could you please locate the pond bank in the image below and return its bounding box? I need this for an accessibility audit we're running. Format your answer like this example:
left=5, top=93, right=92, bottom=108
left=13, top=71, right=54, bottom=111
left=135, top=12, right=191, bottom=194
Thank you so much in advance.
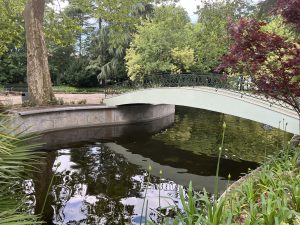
left=220, top=134, right=300, bottom=199
left=0, top=93, right=105, bottom=105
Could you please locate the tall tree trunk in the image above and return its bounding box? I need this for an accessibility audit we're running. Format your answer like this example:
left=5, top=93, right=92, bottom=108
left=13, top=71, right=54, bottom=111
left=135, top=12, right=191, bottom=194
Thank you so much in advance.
left=24, top=0, right=54, bottom=105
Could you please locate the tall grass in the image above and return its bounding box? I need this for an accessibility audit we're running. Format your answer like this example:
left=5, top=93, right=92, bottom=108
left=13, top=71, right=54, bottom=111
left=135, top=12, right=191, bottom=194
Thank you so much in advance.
left=214, top=121, right=226, bottom=198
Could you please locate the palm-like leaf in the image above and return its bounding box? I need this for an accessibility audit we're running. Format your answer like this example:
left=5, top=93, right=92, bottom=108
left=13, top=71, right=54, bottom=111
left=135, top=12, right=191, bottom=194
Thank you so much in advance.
left=0, top=114, right=43, bottom=224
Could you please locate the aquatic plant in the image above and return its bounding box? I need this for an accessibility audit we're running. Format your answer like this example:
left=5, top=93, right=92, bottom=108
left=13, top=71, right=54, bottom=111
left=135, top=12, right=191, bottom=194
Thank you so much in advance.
left=168, top=126, right=300, bottom=224
left=140, top=164, right=152, bottom=225
left=214, top=121, right=226, bottom=198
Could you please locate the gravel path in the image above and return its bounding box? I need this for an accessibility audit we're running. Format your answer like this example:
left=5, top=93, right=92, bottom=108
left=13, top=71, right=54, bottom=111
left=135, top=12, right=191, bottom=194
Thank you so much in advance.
left=0, top=93, right=105, bottom=105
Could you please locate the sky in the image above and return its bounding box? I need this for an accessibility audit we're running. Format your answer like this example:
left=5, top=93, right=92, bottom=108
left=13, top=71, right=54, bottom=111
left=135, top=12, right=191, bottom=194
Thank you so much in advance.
left=51, top=0, right=201, bottom=22
left=53, top=0, right=262, bottom=23
left=178, top=0, right=200, bottom=22
left=177, top=0, right=262, bottom=23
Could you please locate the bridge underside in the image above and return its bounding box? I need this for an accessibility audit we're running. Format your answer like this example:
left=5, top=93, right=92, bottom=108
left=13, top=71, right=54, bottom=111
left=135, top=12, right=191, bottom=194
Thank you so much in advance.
left=104, top=87, right=300, bottom=135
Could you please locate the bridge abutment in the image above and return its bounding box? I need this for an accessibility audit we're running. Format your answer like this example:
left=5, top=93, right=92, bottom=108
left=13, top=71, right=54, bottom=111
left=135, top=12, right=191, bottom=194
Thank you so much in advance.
left=9, top=104, right=175, bottom=134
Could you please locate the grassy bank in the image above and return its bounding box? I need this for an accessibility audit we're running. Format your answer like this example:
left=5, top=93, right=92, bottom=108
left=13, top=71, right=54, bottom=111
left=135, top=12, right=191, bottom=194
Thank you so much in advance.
left=52, top=85, right=105, bottom=93
left=169, top=145, right=300, bottom=225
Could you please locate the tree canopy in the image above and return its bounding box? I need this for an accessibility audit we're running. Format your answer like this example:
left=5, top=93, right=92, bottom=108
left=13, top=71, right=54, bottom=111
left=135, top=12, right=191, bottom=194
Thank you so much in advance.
left=219, top=0, right=300, bottom=115
left=0, top=0, right=25, bottom=55
left=126, top=6, right=193, bottom=81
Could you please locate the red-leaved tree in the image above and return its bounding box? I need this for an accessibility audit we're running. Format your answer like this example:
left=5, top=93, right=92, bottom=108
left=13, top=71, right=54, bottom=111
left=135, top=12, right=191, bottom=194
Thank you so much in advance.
left=276, top=0, right=300, bottom=29
left=218, top=1, right=300, bottom=116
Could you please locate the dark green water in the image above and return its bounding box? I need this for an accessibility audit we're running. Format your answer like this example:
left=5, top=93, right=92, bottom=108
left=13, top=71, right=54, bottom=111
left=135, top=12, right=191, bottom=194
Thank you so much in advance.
left=32, top=106, right=291, bottom=225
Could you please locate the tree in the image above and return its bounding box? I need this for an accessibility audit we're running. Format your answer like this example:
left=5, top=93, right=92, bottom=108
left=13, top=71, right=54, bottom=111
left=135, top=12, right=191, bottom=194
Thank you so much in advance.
left=255, top=0, right=277, bottom=19
left=125, top=6, right=194, bottom=81
left=48, top=45, right=74, bottom=85
left=63, top=2, right=94, bottom=56
left=0, top=0, right=79, bottom=88
left=0, top=44, right=27, bottom=84
left=22, top=0, right=161, bottom=104
left=68, top=0, right=153, bottom=47
left=218, top=18, right=300, bottom=116
left=86, top=27, right=128, bottom=84
left=24, top=0, right=55, bottom=105
left=261, top=16, right=297, bottom=40
left=193, top=0, right=255, bottom=73
left=81, top=0, right=173, bottom=83
left=63, top=57, right=99, bottom=87
left=0, top=0, right=25, bottom=55
left=275, top=0, right=300, bottom=30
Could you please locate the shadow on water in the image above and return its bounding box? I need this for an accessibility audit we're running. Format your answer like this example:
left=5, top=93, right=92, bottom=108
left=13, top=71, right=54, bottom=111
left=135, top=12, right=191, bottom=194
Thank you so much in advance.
left=37, top=113, right=175, bottom=150
left=30, top=106, right=291, bottom=225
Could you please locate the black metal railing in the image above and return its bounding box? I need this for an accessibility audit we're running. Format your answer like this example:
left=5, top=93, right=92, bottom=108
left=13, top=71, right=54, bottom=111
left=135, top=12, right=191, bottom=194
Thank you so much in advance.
left=104, top=73, right=293, bottom=111
left=105, top=74, right=226, bottom=95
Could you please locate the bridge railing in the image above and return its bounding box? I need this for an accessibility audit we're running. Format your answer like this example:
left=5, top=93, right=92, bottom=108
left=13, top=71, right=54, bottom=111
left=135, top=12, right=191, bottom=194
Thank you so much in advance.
left=105, top=74, right=228, bottom=95
left=104, top=73, right=294, bottom=111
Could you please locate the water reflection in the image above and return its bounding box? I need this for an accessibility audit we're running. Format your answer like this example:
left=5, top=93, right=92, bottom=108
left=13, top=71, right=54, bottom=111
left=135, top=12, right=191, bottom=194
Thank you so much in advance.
left=39, top=145, right=183, bottom=224
left=105, top=142, right=257, bottom=190
left=38, top=113, right=175, bottom=150
left=34, top=106, right=291, bottom=224
left=152, top=107, right=292, bottom=162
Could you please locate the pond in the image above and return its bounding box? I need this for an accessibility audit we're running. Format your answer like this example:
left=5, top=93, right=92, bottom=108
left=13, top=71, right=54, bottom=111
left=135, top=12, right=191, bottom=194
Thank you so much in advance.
left=30, top=106, right=292, bottom=225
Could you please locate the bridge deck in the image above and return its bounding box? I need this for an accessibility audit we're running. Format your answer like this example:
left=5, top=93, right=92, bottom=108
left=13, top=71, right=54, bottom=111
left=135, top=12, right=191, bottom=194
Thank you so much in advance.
left=104, top=86, right=299, bottom=135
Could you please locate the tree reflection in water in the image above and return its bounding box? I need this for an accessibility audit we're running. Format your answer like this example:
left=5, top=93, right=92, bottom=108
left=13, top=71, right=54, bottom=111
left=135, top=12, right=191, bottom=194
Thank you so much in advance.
left=40, top=146, right=182, bottom=224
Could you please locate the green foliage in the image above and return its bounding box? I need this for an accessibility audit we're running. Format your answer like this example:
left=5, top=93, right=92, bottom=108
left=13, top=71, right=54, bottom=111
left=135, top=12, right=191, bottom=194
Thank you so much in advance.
left=44, top=5, right=81, bottom=48
left=62, top=2, right=96, bottom=55
left=0, top=114, right=42, bottom=224
left=0, top=45, right=27, bottom=84
left=86, top=27, right=128, bottom=83
left=0, top=0, right=182, bottom=86
left=0, top=0, right=25, bottom=55
left=193, top=0, right=254, bottom=73
left=170, top=47, right=195, bottom=73
left=0, top=0, right=79, bottom=55
left=126, top=1, right=255, bottom=80
left=126, top=6, right=193, bottom=81
left=68, top=0, right=153, bottom=47
left=262, top=16, right=297, bottom=41
left=176, top=183, right=202, bottom=224
left=171, top=145, right=300, bottom=224
left=48, top=45, right=74, bottom=85
left=63, top=57, right=98, bottom=87
left=52, top=85, right=104, bottom=93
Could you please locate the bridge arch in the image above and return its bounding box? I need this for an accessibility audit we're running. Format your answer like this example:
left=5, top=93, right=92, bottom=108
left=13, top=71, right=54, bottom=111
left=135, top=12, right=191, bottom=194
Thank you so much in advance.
left=104, top=87, right=300, bottom=135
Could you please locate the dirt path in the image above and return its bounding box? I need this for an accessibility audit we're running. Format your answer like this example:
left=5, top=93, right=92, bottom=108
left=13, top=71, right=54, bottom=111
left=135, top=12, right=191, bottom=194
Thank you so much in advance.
left=0, top=93, right=105, bottom=105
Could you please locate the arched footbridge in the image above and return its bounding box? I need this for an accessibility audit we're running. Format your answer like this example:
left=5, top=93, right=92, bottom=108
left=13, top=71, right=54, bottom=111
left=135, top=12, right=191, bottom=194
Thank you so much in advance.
left=104, top=74, right=300, bottom=135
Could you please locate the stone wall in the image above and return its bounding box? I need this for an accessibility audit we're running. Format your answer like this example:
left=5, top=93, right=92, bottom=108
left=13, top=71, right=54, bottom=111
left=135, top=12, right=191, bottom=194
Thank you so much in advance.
left=10, top=104, right=175, bottom=134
